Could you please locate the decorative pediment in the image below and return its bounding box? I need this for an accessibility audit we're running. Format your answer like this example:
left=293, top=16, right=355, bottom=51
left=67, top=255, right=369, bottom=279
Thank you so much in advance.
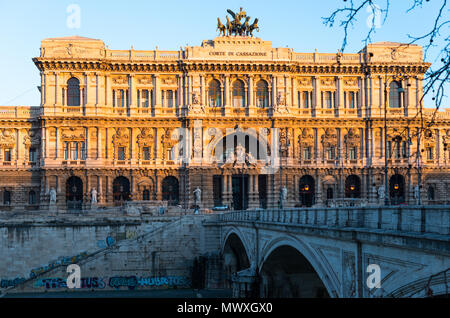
left=344, top=128, right=360, bottom=145
left=61, top=127, right=85, bottom=141
left=423, top=129, right=435, bottom=147
left=137, top=128, right=154, bottom=147
left=23, top=129, right=41, bottom=146
left=0, top=129, right=16, bottom=147
left=112, top=75, right=128, bottom=85
left=299, top=128, right=314, bottom=146
left=161, top=128, right=179, bottom=148
left=320, top=77, right=335, bottom=88
left=112, top=127, right=129, bottom=146
left=298, top=77, right=312, bottom=87
left=343, top=77, right=359, bottom=88
left=161, top=76, right=177, bottom=86
left=321, top=128, right=338, bottom=146
left=137, top=76, right=153, bottom=85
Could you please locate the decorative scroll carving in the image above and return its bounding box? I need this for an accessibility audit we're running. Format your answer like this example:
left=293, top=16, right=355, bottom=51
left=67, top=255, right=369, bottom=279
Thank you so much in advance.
left=112, top=128, right=129, bottom=147
left=112, top=76, right=128, bottom=85
left=23, top=129, right=41, bottom=146
left=0, top=129, right=15, bottom=148
left=344, top=128, right=360, bottom=146
left=321, top=128, right=338, bottom=147
left=61, top=127, right=85, bottom=141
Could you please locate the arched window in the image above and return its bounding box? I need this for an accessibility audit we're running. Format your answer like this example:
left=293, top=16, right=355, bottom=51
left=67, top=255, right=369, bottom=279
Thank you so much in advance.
left=389, top=81, right=402, bottom=108
left=67, top=77, right=81, bottom=106
left=209, top=80, right=222, bottom=107
left=29, top=190, right=36, bottom=205
left=256, top=80, right=269, bottom=108
left=232, top=80, right=245, bottom=107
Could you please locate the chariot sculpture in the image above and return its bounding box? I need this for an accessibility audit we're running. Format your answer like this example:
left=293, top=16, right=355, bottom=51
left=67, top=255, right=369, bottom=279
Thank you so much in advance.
left=216, top=7, right=260, bottom=37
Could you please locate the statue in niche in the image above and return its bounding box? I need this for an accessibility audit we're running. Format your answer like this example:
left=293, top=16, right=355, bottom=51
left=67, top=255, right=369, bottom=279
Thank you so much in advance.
left=91, top=188, right=98, bottom=204
left=49, top=188, right=57, bottom=204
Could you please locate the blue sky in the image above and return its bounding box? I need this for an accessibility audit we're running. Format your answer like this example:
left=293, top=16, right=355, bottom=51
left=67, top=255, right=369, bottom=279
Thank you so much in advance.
left=0, top=0, right=447, bottom=107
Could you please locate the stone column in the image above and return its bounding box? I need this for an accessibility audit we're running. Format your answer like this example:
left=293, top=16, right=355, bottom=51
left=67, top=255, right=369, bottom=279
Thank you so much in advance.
left=248, top=76, right=254, bottom=107
left=313, top=76, right=321, bottom=110
left=154, top=75, right=161, bottom=114
left=272, top=76, right=277, bottom=107
left=55, top=127, right=60, bottom=159
left=337, top=76, right=344, bottom=112
left=224, top=75, right=231, bottom=115
left=292, top=77, right=298, bottom=108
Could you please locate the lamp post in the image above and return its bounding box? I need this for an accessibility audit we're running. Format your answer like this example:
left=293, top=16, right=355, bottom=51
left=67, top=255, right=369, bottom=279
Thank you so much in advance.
left=279, top=131, right=290, bottom=210
left=383, top=75, right=390, bottom=206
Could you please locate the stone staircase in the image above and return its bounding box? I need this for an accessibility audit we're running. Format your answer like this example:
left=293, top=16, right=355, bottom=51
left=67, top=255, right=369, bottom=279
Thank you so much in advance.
left=2, top=214, right=222, bottom=295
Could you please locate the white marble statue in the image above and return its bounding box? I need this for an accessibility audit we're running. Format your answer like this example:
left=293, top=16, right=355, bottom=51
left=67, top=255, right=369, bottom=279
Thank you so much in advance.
left=377, top=185, right=385, bottom=201
left=281, top=186, right=288, bottom=201
left=91, top=187, right=98, bottom=203
left=49, top=187, right=57, bottom=204
left=194, top=187, right=202, bottom=205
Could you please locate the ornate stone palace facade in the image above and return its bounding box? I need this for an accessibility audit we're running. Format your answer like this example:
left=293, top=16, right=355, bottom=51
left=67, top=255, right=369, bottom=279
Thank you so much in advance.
left=0, top=35, right=449, bottom=212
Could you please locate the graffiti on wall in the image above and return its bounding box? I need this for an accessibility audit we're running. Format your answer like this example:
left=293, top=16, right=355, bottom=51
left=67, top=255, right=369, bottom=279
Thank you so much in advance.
left=29, top=252, right=88, bottom=278
left=34, top=277, right=106, bottom=290
left=0, top=277, right=26, bottom=288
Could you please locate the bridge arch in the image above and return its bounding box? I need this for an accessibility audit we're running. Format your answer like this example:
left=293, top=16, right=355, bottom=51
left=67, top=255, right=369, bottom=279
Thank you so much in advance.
left=221, top=229, right=252, bottom=289
left=258, top=236, right=339, bottom=298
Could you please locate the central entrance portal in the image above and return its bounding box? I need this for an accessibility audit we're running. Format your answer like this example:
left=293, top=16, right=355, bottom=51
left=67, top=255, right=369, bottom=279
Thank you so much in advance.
left=232, top=174, right=249, bottom=210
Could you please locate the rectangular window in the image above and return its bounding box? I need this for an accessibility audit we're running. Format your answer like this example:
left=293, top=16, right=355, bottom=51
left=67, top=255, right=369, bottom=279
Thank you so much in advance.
left=394, top=142, right=401, bottom=159
left=303, top=146, right=311, bottom=160
left=29, top=148, right=37, bottom=162
left=112, top=90, right=116, bottom=107
left=303, top=91, right=309, bottom=108
left=349, top=146, right=357, bottom=160
left=426, top=147, right=433, bottom=160
left=141, top=90, right=149, bottom=108
left=387, top=141, right=392, bottom=159
left=322, top=91, right=333, bottom=109
left=167, top=148, right=174, bottom=161
left=71, top=142, right=78, bottom=160
left=64, top=142, right=69, bottom=160
left=349, top=92, right=355, bottom=109
left=143, top=147, right=150, bottom=160
left=162, top=90, right=165, bottom=107
left=118, top=147, right=125, bottom=160
left=4, top=149, right=11, bottom=162
left=326, top=147, right=335, bottom=160
left=80, top=142, right=86, bottom=160
left=401, top=141, right=407, bottom=158
left=167, top=90, right=174, bottom=108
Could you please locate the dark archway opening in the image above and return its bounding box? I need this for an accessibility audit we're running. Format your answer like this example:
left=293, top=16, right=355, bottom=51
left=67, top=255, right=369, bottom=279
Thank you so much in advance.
left=259, top=245, right=329, bottom=298
left=162, top=176, right=179, bottom=206
left=113, top=176, right=130, bottom=205
left=66, top=176, right=83, bottom=211
left=389, top=174, right=405, bottom=205
left=299, top=175, right=315, bottom=207
left=222, top=234, right=251, bottom=290
left=345, top=175, right=361, bottom=199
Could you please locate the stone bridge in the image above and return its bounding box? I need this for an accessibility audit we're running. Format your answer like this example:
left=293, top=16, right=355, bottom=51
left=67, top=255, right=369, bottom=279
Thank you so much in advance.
left=204, top=206, right=450, bottom=298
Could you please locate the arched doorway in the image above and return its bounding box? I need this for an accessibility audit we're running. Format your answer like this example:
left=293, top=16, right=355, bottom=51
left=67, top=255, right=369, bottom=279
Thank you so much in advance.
left=259, top=245, right=329, bottom=298
left=113, top=176, right=130, bottom=204
left=162, top=176, right=179, bottom=206
left=299, top=175, right=315, bottom=207
left=222, top=233, right=251, bottom=291
left=345, top=175, right=361, bottom=199
left=389, top=174, right=405, bottom=205
left=66, top=176, right=83, bottom=211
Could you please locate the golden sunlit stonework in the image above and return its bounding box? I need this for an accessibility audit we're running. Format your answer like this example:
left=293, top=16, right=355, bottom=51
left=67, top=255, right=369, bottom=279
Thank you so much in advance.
left=0, top=34, right=449, bottom=212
